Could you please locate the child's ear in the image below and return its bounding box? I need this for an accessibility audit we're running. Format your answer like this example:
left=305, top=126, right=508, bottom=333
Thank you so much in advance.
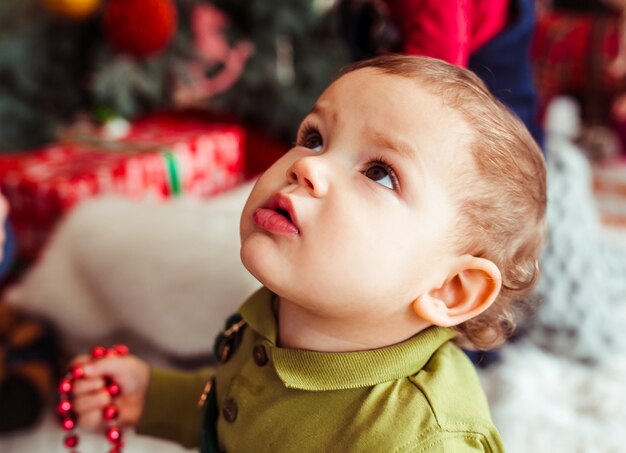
left=412, top=256, right=502, bottom=327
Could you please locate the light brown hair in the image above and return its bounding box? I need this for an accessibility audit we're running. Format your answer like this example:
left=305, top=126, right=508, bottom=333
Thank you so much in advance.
left=345, top=55, right=547, bottom=350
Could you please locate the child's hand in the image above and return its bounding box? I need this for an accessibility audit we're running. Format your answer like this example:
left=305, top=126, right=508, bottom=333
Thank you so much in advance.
left=70, top=354, right=150, bottom=430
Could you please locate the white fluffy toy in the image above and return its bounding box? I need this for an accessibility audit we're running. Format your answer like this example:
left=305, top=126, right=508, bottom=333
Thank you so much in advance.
left=5, top=181, right=261, bottom=363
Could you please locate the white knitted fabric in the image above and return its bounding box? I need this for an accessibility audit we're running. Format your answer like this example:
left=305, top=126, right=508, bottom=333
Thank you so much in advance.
left=529, top=97, right=626, bottom=363
left=479, top=98, right=626, bottom=451
left=480, top=341, right=626, bottom=453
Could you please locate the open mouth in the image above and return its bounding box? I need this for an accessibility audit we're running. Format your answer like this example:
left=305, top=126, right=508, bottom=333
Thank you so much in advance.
left=253, top=193, right=299, bottom=235
left=274, top=207, right=292, bottom=222
left=266, top=194, right=297, bottom=225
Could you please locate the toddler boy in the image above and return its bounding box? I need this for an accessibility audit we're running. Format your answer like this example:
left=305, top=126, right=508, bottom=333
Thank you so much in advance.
left=72, top=55, right=546, bottom=452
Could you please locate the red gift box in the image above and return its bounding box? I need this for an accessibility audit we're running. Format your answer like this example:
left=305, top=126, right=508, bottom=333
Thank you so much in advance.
left=0, top=114, right=246, bottom=260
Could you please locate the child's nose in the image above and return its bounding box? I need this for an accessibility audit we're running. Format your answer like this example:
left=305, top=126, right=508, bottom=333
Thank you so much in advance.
left=286, top=156, right=329, bottom=198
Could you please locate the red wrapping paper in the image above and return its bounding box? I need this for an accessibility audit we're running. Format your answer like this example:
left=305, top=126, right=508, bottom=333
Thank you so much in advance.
left=0, top=115, right=246, bottom=260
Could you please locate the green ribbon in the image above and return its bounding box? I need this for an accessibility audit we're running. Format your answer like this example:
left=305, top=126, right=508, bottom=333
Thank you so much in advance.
left=162, top=149, right=182, bottom=196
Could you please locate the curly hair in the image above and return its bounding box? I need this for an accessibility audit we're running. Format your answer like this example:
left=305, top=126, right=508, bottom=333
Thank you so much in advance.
left=345, top=55, right=547, bottom=350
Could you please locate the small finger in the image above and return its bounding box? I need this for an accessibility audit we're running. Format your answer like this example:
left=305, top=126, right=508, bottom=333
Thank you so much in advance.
left=82, top=356, right=134, bottom=379
left=77, top=408, right=104, bottom=431
left=72, top=377, right=106, bottom=396
left=72, top=389, right=111, bottom=414
left=70, top=354, right=92, bottom=366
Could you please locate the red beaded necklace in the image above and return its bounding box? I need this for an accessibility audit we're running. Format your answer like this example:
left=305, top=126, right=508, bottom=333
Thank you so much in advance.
left=58, top=344, right=129, bottom=453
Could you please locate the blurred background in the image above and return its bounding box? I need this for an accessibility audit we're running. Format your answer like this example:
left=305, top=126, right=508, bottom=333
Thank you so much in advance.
left=0, top=0, right=625, bottom=451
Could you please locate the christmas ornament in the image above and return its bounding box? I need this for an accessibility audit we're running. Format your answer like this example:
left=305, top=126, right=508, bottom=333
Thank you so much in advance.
left=58, top=344, right=129, bottom=452
left=42, top=0, right=102, bottom=21
left=103, top=0, right=178, bottom=57
left=173, top=4, right=253, bottom=105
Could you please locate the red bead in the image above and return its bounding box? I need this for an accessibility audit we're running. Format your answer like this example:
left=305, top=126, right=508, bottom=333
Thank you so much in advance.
left=103, top=404, right=119, bottom=421
left=71, top=365, right=85, bottom=380
left=106, top=426, right=122, bottom=442
left=91, top=345, right=107, bottom=359
left=57, top=400, right=72, bottom=415
left=107, top=383, right=121, bottom=396
left=64, top=434, right=79, bottom=448
left=58, top=379, right=73, bottom=394
left=61, top=417, right=76, bottom=431
left=113, top=344, right=129, bottom=356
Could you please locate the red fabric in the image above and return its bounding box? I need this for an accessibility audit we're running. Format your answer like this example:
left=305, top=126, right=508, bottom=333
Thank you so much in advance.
left=243, top=127, right=289, bottom=179
left=531, top=12, right=622, bottom=113
left=384, top=0, right=509, bottom=66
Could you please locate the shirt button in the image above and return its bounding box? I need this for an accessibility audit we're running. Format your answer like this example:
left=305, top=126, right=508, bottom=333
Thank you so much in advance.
left=253, top=344, right=268, bottom=366
left=222, top=398, right=238, bottom=423
left=216, top=339, right=232, bottom=363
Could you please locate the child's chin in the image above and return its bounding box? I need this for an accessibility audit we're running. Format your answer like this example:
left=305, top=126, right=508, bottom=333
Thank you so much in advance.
left=240, top=239, right=273, bottom=284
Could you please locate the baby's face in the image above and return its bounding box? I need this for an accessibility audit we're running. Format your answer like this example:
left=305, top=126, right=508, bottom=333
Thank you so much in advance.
left=240, top=69, right=474, bottom=321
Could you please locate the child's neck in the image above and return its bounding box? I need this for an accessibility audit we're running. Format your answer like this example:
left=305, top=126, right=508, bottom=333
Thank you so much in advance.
left=276, top=296, right=431, bottom=352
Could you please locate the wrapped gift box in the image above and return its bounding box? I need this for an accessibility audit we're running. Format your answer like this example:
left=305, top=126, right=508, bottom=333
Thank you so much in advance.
left=0, top=114, right=246, bottom=260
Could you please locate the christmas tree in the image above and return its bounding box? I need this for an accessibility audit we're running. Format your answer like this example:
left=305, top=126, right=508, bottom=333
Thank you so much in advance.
left=209, top=0, right=348, bottom=140
left=0, top=0, right=348, bottom=152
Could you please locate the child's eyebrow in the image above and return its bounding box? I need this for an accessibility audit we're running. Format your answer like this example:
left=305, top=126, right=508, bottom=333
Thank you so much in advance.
left=307, top=103, right=422, bottom=172
left=307, top=103, right=337, bottom=123
left=371, top=132, right=425, bottom=178
left=371, top=132, right=418, bottom=161
left=308, top=104, right=321, bottom=116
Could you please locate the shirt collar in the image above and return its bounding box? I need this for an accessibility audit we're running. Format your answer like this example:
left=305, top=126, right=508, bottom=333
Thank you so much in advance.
left=239, top=287, right=457, bottom=391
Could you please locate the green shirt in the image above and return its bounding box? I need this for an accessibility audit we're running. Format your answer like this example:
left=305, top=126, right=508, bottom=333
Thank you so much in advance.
left=137, top=288, right=505, bottom=452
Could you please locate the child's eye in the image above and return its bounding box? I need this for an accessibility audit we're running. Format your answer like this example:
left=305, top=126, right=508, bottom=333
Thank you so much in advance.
left=363, top=161, right=398, bottom=190
left=297, top=125, right=323, bottom=153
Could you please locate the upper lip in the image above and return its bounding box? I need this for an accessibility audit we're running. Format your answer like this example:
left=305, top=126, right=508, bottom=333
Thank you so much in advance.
left=265, top=193, right=299, bottom=230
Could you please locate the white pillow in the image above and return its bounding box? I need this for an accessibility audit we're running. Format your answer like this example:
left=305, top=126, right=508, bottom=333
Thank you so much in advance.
left=6, top=181, right=261, bottom=362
